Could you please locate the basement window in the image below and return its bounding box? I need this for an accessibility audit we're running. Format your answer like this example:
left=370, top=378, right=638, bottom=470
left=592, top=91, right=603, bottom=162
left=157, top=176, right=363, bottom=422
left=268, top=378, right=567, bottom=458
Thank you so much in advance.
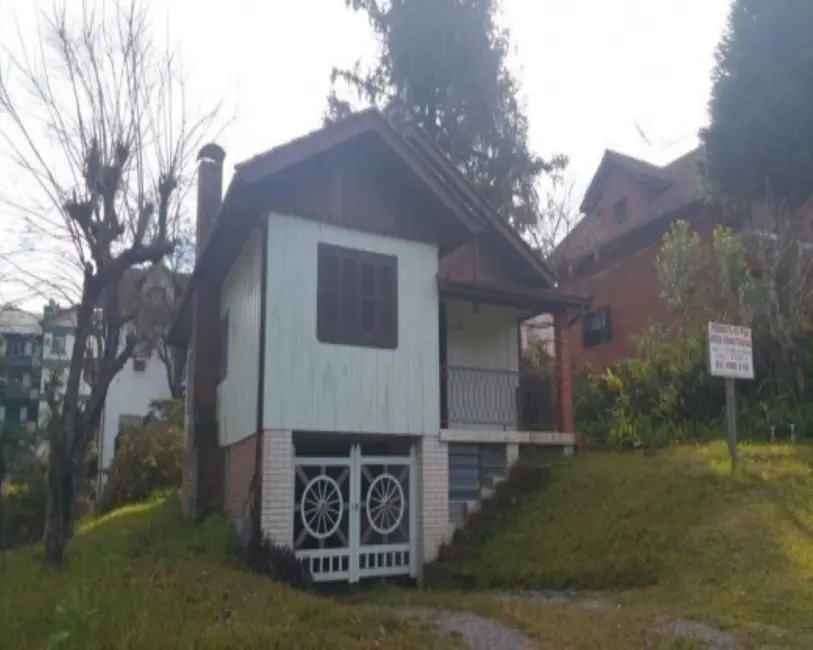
left=613, top=198, right=628, bottom=225
left=582, top=306, right=612, bottom=348
left=448, top=443, right=507, bottom=526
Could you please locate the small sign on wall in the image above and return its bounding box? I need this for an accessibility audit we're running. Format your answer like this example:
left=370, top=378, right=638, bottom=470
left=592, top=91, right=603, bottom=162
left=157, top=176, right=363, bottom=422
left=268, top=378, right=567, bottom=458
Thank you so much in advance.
left=707, top=322, right=754, bottom=380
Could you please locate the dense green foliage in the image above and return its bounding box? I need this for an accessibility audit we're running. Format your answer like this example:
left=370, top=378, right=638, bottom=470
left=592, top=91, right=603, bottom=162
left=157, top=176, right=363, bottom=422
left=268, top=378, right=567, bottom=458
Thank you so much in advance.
left=575, top=330, right=726, bottom=448
left=0, top=423, right=47, bottom=550
left=0, top=469, right=47, bottom=550
left=426, top=443, right=813, bottom=647
left=576, top=325, right=813, bottom=449
left=98, top=400, right=183, bottom=513
left=329, top=0, right=565, bottom=233
left=579, top=217, right=813, bottom=450
left=0, top=494, right=459, bottom=649
left=702, top=0, right=813, bottom=204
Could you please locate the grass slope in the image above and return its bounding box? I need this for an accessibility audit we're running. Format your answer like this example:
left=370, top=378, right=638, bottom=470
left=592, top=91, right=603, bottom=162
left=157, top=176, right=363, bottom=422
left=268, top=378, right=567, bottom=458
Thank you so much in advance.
left=0, top=495, right=460, bottom=650
left=431, top=442, right=813, bottom=647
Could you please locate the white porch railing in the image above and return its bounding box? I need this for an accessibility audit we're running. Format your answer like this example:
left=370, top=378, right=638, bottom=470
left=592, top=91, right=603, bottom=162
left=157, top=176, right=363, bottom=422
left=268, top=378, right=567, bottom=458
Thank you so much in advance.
left=443, top=365, right=557, bottom=430
left=444, top=365, right=519, bottom=428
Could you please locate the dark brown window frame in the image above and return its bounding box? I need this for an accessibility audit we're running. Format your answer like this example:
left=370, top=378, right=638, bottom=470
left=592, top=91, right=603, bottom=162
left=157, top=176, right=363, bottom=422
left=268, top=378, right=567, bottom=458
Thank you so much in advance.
left=613, top=197, right=628, bottom=225
left=317, top=243, right=398, bottom=350
left=582, top=306, right=612, bottom=349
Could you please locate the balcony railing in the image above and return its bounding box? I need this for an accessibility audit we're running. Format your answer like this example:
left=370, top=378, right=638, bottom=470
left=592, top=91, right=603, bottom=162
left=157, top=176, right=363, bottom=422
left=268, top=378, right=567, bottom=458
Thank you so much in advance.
left=442, top=365, right=557, bottom=430
left=444, top=366, right=519, bottom=428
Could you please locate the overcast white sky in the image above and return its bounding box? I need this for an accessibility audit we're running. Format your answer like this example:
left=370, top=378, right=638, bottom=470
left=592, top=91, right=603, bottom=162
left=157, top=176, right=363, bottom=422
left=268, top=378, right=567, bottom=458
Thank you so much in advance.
left=145, top=0, right=731, bottom=188
left=0, top=0, right=732, bottom=305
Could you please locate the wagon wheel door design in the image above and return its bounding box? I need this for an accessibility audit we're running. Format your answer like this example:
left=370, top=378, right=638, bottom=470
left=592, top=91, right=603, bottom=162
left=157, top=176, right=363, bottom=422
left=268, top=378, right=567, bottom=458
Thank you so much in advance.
left=294, top=444, right=417, bottom=583
left=293, top=456, right=353, bottom=582
left=354, top=446, right=417, bottom=580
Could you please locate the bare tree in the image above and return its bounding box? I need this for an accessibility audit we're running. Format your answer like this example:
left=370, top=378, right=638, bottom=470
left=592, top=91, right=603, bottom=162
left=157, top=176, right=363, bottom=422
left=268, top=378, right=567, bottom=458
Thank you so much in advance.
left=155, top=220, right=194, bottom=400
left=657, top=198, right=813, bottom=399
left=529, top=171, right=579, bottom=258
left=0, top=1, right=217, bottom=565
left=735, top=199, right=813, bottom=398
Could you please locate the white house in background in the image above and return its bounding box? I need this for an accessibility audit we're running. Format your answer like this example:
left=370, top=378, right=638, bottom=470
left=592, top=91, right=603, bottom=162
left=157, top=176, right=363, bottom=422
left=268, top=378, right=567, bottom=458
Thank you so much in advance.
left=97, top=347, right=171, bottom=481
left=170, top=111, right=589, bottom=584
left=40, top=267, right=184, bottom=486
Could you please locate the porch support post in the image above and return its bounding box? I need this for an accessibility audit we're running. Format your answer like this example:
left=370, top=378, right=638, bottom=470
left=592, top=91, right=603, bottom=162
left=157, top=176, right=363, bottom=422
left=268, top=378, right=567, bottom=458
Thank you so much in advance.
left=553, top=310, right=575, bottom=434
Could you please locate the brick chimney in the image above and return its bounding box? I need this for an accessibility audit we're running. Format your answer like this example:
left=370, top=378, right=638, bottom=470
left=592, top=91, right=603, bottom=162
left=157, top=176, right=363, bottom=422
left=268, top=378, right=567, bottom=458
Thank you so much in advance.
left=182, top=143, right=226, bottom=521
left=196, top=143, right=226, bottom=255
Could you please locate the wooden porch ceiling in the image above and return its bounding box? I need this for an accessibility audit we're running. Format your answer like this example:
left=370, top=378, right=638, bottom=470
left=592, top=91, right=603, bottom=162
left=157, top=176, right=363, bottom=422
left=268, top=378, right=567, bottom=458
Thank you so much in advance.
left=437, top=278, right=591, bottom=315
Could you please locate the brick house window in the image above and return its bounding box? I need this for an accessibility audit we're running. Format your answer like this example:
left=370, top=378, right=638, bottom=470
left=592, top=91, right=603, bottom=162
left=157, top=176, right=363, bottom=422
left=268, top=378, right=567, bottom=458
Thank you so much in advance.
left=582, top=306, right=612, bottom=348
left=613, top=198, right=628, bottom=225
left=317, top=243, right=398, bottom=349
left=51, top=335, right=66, bottom=354
left=7, top=340, right=25, bottom=357
left=218, top=310, right=229, bottom=383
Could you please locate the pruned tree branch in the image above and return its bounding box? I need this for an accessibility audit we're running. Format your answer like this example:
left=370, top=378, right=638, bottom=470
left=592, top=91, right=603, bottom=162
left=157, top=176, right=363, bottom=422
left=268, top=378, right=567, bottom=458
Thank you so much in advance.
left=0, top=0, right=219, bottom=566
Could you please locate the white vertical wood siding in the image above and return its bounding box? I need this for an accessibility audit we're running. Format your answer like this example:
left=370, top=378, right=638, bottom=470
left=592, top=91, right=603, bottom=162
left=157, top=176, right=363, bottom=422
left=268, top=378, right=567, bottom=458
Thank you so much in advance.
left=264, top=212, right=439, bottom=435
left=444, top=300, right=523, bottom=429
left=218, top=230, right=262, bottom=446
left=445, top=300, right=521, bottom=371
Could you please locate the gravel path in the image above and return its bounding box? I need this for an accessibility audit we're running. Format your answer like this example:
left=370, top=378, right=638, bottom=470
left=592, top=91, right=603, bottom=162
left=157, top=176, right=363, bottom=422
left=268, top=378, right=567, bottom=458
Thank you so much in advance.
left=655, top=617, right=742, bottom=650
left=397, top=606, right=536, bottom=650
left=398, top=594, right=747, bottom=650
left=500, top=589, right=609, bottom=611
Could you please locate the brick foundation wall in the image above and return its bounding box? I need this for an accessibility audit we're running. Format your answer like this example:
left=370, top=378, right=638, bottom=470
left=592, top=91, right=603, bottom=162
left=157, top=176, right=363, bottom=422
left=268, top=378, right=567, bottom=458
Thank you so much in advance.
left=261, top=430, right=294, bottom=545
left=419, top=435, right=452, bottom=564
left=223, top=435, right=258, bottom=521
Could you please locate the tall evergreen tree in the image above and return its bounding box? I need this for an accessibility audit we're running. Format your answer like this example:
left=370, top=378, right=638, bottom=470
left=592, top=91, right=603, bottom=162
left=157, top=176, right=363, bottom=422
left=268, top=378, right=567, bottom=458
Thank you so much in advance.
left=702, top=0, right=813, bottom=205
left=328, top=0, right=566, bottom=233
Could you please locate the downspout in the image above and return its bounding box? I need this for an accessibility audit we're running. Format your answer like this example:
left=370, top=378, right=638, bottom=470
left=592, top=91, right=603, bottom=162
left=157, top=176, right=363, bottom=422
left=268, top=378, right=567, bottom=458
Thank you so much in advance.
left=252, top=217, right=269, bottom=539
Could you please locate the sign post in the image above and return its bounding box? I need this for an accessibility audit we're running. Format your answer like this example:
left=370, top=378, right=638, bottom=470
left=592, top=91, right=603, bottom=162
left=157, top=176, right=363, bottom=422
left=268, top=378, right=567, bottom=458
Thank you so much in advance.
left=707, top=323, right=754, bottom=469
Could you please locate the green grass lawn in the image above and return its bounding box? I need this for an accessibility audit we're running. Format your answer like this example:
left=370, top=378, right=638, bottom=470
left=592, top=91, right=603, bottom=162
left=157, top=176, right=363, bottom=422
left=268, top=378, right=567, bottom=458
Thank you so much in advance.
left=2, top=443, right=811, bottom=649
left=415, top=442, right=813, bottom=648
left=0, top=495, right=460, bottom=650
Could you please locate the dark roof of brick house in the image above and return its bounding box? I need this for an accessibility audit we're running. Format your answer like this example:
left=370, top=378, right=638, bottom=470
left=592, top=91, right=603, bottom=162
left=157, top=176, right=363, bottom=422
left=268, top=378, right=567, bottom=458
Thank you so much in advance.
left=552, top=146, right=706, bottom=271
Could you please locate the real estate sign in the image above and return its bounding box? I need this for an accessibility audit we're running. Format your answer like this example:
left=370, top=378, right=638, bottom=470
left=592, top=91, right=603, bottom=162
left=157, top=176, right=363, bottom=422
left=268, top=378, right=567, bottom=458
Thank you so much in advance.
left=707, top=322, right=754, bottom=380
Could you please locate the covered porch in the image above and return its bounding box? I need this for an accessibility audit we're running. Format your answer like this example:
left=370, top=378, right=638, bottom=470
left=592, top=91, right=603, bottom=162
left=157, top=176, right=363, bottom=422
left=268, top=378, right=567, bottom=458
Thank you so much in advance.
left=438, top=279, right=588, bottom=438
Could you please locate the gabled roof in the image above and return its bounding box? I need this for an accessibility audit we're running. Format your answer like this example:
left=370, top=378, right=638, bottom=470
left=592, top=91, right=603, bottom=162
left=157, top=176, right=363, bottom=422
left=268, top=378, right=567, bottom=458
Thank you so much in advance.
left=170, top=110, right=564, bottom=344
left=579, top=149, right=673, bottom=213
left=234, top=109, right=484, bottom=235
left=399, top=123, right=558, bottom=287
left=553, top=147, right=705, bottom=272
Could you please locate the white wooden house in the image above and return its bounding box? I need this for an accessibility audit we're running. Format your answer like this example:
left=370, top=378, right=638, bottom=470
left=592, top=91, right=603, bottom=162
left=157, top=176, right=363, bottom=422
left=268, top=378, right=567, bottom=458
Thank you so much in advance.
left=169, top=110, right=588, bottom=583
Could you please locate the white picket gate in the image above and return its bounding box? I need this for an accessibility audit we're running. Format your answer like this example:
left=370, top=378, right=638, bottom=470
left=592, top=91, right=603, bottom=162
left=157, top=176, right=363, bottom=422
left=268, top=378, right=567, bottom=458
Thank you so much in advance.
left=293, top=444, right=418, bottom=583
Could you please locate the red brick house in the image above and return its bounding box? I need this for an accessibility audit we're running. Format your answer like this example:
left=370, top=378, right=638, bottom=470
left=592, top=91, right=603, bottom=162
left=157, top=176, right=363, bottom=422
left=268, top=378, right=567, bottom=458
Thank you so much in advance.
left=552, top=147, right=716, bottom=369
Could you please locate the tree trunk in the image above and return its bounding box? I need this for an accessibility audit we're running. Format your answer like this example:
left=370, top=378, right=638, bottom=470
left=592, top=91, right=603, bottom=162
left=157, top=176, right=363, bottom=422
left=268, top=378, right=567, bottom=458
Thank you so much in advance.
left=61, top=474, right=75, bottom=540
left=795, top=363, right=806, bottom=402
left=43, top=457, right=65, bottom=566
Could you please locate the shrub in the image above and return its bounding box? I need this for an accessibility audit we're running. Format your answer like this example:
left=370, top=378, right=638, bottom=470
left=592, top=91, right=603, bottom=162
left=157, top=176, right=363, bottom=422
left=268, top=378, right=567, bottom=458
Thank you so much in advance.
left=0, top=468, right=47, bottom=549
left=241, top=536, right=313, bottom=589
left=99, top=410, right=183, bottom=513
left=575, top=328, right=726, bottom=448
left=574, top=322, right=813, bottom=447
